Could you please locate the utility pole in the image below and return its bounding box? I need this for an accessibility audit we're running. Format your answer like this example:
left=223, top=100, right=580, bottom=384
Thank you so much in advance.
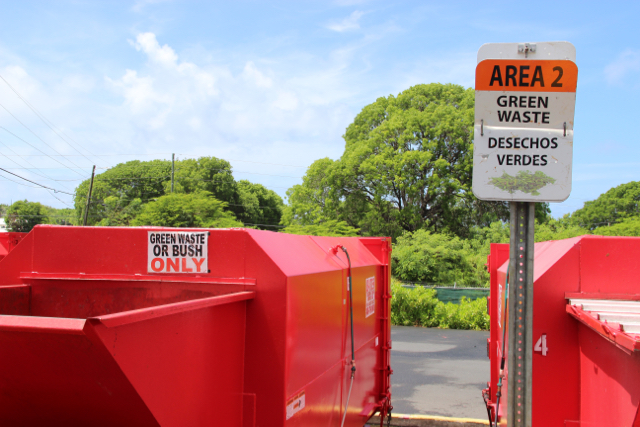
left=171, top=153, right=175, bottom=193
left=82, top=165, right=96, bottom=226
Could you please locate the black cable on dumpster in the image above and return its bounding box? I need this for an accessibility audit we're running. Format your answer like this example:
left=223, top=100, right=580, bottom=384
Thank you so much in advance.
left=332, top=245, right=356, bottom=427
left=493, top=264, right=510, bottom=427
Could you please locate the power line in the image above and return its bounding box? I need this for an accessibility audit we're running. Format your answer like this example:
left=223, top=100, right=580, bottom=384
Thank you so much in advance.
left=0, top=73, right=105, bottom=168
left=0, top=167, right=74, bottom=195
left=0, top=105, right=88, bottom=172
left=0, top=126, right=85, bottom=176
left=0, top=137, right=78, bottom=191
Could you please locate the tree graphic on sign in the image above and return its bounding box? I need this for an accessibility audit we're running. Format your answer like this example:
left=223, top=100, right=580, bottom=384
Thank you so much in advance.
left=489, top=170, right=556, bottom=196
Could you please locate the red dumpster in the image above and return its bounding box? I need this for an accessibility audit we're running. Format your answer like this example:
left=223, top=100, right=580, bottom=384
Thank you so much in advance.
left=485, top=236, right=640, bottom=427
left=0, top=225, right=392, bottom=427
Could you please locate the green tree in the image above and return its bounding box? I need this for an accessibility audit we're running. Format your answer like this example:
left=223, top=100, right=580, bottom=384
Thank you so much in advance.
left=568, top=181, right=640, bottom=229
left=5, top=200, right=49, bottom=232
left=592, top=217, right=640, bottom=236
left=282, top=219, right=360, bottom=237
left=131, top=192, right=242, bottom=228
left=535, top=218, right=589, bottom=241
left=282, top=83, right=509, bottom=239
left=392, top=229, right=487, bottom=286
left=74, top=159, right=171, bottom=225
left=281, top=158, right=335, bottom=227
left=236, top=180, right=284, bottom=229
left=44, top=207, right=75, bottom=225
left=95, top=196, right=144, bottom=226
left=74, top=157, right=284, bottom=229
left=164, top=157, right=239, bottom=211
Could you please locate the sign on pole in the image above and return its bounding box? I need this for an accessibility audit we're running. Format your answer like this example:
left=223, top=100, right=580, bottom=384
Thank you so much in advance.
left=473, top=42, right=578, bottom=427
left=472, top=42, right=578, bottom=202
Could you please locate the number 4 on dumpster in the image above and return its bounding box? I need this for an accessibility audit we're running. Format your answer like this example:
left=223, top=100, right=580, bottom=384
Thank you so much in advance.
left=534, top=334, right=548, bottom=356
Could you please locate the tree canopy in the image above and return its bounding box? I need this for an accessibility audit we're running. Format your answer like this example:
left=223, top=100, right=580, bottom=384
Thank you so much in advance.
left=74, top=157, right=284, bottom=229
left=131, top=192, right=242, bottom=228
left=282, top=83, right=510, bottom=239
left=5, top=200, right=49, bottom=232
left=568, top=181, right=640, bottom=229
left=392, top=229, right=486, bottom=286
left=282, top=219, right=360, bottom=237
left=592, top=216, right=640, bottom=236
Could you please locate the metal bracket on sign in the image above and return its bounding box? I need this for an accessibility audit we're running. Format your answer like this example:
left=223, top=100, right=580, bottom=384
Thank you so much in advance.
left=518, top=43, right=537, bottom=58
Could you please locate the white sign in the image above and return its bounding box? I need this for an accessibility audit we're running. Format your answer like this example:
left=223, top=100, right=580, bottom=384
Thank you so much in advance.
left=286, top=391, right=305, bottom=420
left=365, top=276, right=375, bottom=318
left=472, top=42, right=578, bottom=202
left=147, top=231, right=208, bottom=274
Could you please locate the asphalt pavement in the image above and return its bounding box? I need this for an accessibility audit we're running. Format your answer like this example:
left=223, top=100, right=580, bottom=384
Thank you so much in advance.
left=390, top=326, right=490, bottom=420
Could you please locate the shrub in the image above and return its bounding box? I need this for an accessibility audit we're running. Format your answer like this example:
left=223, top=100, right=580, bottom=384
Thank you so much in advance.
left=432, top=297, right=490, bottom=331
left=390, top=280, right=490, bottom=330
left=390, top=280, right=439, bottom=326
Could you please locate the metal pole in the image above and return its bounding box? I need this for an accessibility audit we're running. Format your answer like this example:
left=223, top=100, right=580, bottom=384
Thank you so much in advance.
left=82, top=165, right=96, bottom=226
left=171, top=153, right=175, bottom=193
left=507, top=202, right=535, bottom=427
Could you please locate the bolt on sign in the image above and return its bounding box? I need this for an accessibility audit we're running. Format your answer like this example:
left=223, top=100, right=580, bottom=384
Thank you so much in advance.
left=472, top=42, right=578, bottom=201
left=147, top=231, right=208, bottom=273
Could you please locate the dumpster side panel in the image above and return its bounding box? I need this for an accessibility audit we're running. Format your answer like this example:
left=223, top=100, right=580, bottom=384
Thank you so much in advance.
left=26, top=278, right=225, bottom=318
left=339, top=264, right=383, bottom=426
left=285, top=360, right=344, bottom=427
left=347, top=264, right=382, bottom=360
left=578, top=326, right=640, bottom=427
left=488, top=243, right=509, bottom=404
left=243, top=233, right=290, bottom=426
left=206, top=228, right=250, bottom=279
left=29, top=226, right=251, bottom=279
left=0, top=284, right=30, bottom=315
left=284, top=265, right=382, bottom=427
left=0, top=232, right=26, bottom=262
left=31, top=226, right=149, bottom=276
left=88, top=298, right=249, bottom=427
left=489, top=239, right=583, bottom=426
left=286, top=270, right=344, bottom=395
left=0, top=321, right=159, bottom=427
left=579, top=236, right=640, bottom=295
left=0, top=232, right=34, bottom=287
left=339, top=335, right=381, bottom=426
left=531, top=243, right=581, bottom=427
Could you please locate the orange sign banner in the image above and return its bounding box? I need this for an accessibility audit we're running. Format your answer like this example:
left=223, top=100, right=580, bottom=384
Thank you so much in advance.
left=476, top=59, right=578, bottom=92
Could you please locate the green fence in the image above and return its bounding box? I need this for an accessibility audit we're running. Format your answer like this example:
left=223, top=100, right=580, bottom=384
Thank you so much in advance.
left=398, top=283, right=490, bottom=304
left=432, top=287, right=489, bottom=304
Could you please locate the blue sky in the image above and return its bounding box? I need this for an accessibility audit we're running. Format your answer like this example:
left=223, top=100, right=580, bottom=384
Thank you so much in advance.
left=0, top=0, right=638, bottom=218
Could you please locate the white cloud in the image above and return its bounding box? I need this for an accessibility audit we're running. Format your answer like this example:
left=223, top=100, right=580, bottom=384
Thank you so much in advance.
left=327, top=10, right=364, bottom=32
left=242, top=61, right=273, bottom=88
left=103, top=32, right=355, bottom=163
left=132, top=32, right=179, bottom=67
left=272, top=91, right=299, bottom=111
left=605, top=49, right=640, bottom=85
left=0, top=29, right=385, bottom=208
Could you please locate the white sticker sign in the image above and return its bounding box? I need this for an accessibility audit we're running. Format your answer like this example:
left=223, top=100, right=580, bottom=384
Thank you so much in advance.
left=286, top=391, right=305, bottom=420
left=472, top=42, right=578, bottom=202
left=365, top=276, right=375, bottom=318
left=147, top=231, right=208, bottom=274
